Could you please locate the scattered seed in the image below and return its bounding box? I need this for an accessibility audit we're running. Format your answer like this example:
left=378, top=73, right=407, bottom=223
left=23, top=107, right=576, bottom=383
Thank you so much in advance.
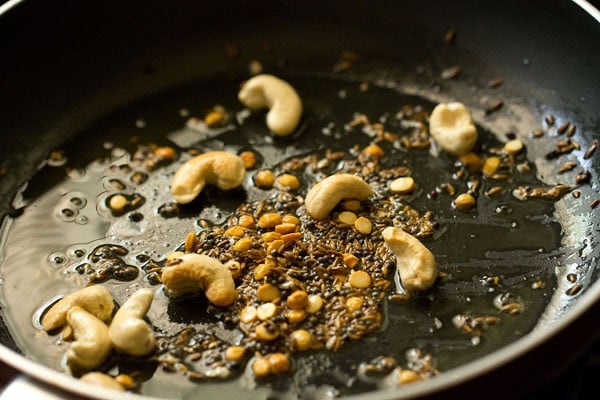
left=584, top=140, right=598, bottom=159
left=558, top=161, right=577, bottom=174
left=591, top=198, right=600, bottom=209
left=566, top=284, right=582, bottom=296
left=485, top=100, right=503, bottom=115
left=566, top=124, right=576, bottom=137
left=575, top=170, right=591, bottom=185
left=443, top=28, right=456, bottom=44
left=532, top=129, right=544, bottom=138
left=488, top=78, right=504, bottom=88
left=441, top=65, right=461, bottom=80
left=545, top=114, right=555, bottom=126
left=557, top=121, right=570, bottom=135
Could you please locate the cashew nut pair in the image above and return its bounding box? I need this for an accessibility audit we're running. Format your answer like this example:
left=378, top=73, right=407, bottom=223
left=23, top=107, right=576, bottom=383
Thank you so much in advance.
left=171, top=151, right=246, bottom=204
left=238, top=74, right=303, bottom=136
left=429, top=102, right=478, bottom=156
left=42, top=286, right=156, bottom=370
left=305, top=174, right=373, bottom=220
left=382, top=227, right=437, bottom=291
left=161, top=253, right=237, bottom=307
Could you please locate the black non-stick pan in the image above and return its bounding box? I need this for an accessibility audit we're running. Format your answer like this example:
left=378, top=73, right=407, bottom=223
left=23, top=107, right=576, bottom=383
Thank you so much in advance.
left=0, top=0, right=599, bottom=399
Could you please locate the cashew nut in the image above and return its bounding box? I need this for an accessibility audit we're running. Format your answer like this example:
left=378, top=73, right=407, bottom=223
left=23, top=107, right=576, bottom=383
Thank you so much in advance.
left=41, top=285, right=114, bottom=332
left=161, top=253, right=237, bottom=307
left=108, top=288, right=156, bottom=356
left=171, top=151, right=245, bottom=204
left=80, top=372, right=125, bottom=391
left=382, top=227, right=437, bottom=291
left=238, top=74, right=303, bottom=136
left=66, top=306, right=112, bottom=370
left=304, top=174, right=374, bottom=220
left=429, top=102, right=478, bottom=156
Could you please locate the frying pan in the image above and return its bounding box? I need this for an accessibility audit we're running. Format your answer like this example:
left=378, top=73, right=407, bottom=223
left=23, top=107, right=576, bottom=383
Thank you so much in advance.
left=0, top=0, right=599, bottom=398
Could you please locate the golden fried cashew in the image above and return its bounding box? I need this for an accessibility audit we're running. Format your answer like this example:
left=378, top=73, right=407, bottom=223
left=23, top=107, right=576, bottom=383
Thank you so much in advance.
left=238, top=74, right=303, bottom=136
left=161, top=253, right=237, bottom=307
left=80, top=372, right=125, bottom=391
left=41, top=285, right=114, bottom=332
left=429, top=102, right=478, bottom=156
left=108, top=288, right=156, bottom=356
left=171, top=151, right=245, bottom=204
left=305, top=174, right=374, bottom=220
left=66, top=306, right=112, bottom=371
left=382, top=227, right=437, bottom=291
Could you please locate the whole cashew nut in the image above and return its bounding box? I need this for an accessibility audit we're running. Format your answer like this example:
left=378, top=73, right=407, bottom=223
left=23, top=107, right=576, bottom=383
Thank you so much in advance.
left=171, top=151, right=245, bottom=204
left=42, top=285, right=114, bottom=332
left=429, top=102, right=478, bottom=156
left=305, top=174, right=374, bottom=220
left=108, top=288, right=156, bottom=356
left=66, top=306, right=112, bottom=371
left=238, top=74, right=303, bottom=136
left=382, top=227, right=437, bottom=291
left=161, top=253, right=237, bottom=307
left=80, top=372, right=125, bottom=391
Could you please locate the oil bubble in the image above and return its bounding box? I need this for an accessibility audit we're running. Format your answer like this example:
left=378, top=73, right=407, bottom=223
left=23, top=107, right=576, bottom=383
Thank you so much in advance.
left=48, top=252, right=67, bottom=267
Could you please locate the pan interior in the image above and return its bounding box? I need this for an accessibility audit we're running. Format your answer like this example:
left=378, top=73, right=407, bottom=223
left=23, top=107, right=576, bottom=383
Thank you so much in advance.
left=0, top=72, right=589, bottom=399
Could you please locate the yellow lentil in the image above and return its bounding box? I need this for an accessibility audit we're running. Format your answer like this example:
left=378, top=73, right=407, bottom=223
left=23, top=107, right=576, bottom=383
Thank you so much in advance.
left=354, top=217, right=373, bottom=235
left=338, top=211, right=357, bottom=225
left=349, top=270, right=372, bottom=288
left=256, top=283, right=280, bottom=302
left=286, top=291, right=309, bottom=310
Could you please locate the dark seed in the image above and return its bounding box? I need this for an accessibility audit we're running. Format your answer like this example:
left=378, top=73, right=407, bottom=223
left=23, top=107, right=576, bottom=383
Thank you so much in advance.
left=575, top=170, right=591, bottom=185
left=584, top=140, right=598, bottom=159
left=567, top=124, right=576, bottom=137
left=443, top=28, right=456, bottom=44
left=485, top=100, right=503, bottom=115
left=129, top=212, right=144, bottom=222
left=441, top=65, right=461, bottom=80
left=488, top=78, right=504, bottom=88
left=566, top=284, right=582, bottom=296
left=545, top=114, right=555, bottom=126
left=557, top=121, right=570, bottom=135
left=591, top=198, right=600, bottom=209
